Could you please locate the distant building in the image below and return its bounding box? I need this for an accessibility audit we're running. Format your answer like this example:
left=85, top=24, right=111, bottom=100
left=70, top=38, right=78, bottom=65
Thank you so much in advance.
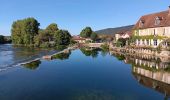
left=72, top=36, right=92, bottom=43
left=115, top=31, right=131, bottom=41
left=133, top=6, right=170, bottom=48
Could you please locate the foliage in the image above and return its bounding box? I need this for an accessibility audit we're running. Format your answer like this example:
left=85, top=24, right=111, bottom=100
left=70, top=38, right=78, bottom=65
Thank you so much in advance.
left=101, top=49, right=109, bottom=57
left=132, top=35, right=167, bottom=40
left=11, top=17, right=40, bottom=46
left=99, top=35, right=113, bottom=42
left=23, top=60, right=41, bottom=70
left=39, top=42, right=51, bottom=48
left=101, top=43, right=109, bottom=51
left=0, top=35, right=5, bottom=44
left=34, top=29, right=52, bottom=47
left=164, top=66, right=170, bottom=72
left=116, top=55, right=125, bottom=61
left=80, top=48, right=99, bottom=58
left=45, top=23, right=59, bottom=41
left=54, top=30, right=71, bottom=46
left=116, top=38, right=127, bottom=47
left=112, top=53, right=125, bottom=61
left=11, top=18, right=71, bottom=48
left=80, top=27, right=93, bottom=38
left=46, top=23, right=58, bottom=33
left=90, top=32, right=98, bottom=41
left=70, top=39, right=77, bottom=45
left=52, top=52, right=71, bottom=60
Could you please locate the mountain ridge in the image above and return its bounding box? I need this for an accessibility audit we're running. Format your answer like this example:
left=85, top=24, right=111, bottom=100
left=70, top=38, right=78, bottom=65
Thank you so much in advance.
left=95, top=25, right=134, bottom=35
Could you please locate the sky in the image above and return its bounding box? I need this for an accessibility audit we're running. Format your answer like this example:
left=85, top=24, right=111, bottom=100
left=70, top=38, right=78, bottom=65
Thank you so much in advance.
left=0, top=0, right=169, bottom=36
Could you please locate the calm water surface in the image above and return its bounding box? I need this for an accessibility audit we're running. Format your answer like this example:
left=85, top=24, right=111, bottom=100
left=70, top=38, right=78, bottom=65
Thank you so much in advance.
left=0, top=45, right=169, bottom=100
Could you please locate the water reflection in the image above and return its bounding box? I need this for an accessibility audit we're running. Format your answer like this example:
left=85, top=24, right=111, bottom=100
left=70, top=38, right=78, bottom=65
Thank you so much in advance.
left=80, top=48, right=100, bottom=58
left=111, top=51, right=170, bottom=99
left=72, top=90, right=115, bottom=100
left=52, top=50, right=71, bottom=60
left=23, top=60, right=41, bottom=70
left=80, top=47, right=109, bottom=58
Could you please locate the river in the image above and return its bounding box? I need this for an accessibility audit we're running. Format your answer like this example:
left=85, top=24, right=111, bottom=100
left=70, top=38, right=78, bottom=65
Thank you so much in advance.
left=0, top=45, right=169, bottom=100
left=0, top=44, right=59, bottom=71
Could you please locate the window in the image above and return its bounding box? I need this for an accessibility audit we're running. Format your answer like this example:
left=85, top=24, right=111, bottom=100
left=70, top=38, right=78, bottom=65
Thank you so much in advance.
left=154, top=29, right=156, bottom=35
left=147, top=40, right=149, bottom=45
left=154, top=40, right=158, bottom=46
left=139, top=20, right=144, bottom=28
left=138, top=40, right=140, bottom=45
left=155, top=17, right=162, bottom=26
left=143, top=40, right=145, bottom=45
left=163, top=28, right=165, bottom=35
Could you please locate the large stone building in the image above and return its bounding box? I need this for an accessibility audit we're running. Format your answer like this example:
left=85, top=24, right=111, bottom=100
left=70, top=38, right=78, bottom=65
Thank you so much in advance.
left=133, top=6, right=170, bottom=48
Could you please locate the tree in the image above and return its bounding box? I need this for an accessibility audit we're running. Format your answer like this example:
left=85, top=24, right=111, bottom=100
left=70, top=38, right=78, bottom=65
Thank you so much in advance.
left=46, top=23, right=59, bottom=41
left=34, top=29, right=52, bottom=47
left=90, top=32, right=98, bottom=41
left=54, top=30, right=71, bottom=46
left=0, top=35, right=5, bottom=44
left=11, top=17, right=40, bottom=45
left=80, top=27, right=93, bottom=38
left=11, top=20, right=24, bottom=44
left=46, top=23, right=58, bottom=33
left=116, top=38, right=127, bottom=47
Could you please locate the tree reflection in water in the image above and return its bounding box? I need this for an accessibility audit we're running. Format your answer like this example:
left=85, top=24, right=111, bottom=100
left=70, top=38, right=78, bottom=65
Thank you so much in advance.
left=52, top=51, right=71, bottom=60
left=111, top=53, right=125, bottom=61
left=80, top=48, right=98, bottom=58
left=23, top=60, right=41, bottom=70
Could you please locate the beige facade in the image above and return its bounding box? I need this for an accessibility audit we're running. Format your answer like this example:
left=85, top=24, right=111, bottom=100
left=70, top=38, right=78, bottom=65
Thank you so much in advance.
left=135, top=27, right=170, bottom=36
left=134, top=27, right=170, bottom=48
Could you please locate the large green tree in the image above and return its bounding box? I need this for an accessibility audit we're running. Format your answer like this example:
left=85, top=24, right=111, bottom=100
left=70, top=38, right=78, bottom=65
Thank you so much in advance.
left=11, top=20, right=23, bottom=44
left=54, top=30, right=71, bottom=45
left=80, top=27, right=93, bottom=38
left=46, top=23, right=59, bottom=41
left=11, top=18, right=40, bottom=45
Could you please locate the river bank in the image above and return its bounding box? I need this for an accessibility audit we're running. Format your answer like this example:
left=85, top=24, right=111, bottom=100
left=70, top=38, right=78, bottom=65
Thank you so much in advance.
left=109, top=45, right=170, bottom=58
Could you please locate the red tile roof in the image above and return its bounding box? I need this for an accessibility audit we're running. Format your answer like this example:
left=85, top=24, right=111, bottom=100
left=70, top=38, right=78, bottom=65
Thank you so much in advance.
left=133, top=9, right=170, bottom=29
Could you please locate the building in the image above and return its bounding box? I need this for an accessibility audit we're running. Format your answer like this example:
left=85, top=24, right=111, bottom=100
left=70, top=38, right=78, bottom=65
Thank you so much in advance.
left=115, top=31, right=131, bottom=41
left=133, top=6, right=170, bottom=48
left=72, top=36, right=92, bottom=43
left=114, top=31, right=132, bottom=46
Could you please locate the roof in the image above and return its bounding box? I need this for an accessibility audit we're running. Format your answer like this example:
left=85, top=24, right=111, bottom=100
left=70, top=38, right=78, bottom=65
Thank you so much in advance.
left=133, top=10, right=170, bottom=29
left=72, top=36, right=86, bottom=40
left=116, top=31, right=132, bottom=36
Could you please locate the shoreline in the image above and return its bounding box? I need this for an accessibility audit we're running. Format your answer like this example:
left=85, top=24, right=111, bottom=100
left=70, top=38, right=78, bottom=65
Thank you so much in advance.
left=110, top=46, right=170, bottom=58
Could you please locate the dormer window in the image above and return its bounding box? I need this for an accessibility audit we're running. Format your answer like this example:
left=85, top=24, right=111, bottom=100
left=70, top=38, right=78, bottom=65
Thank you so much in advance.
left=139, top=20, right=145, bottom=27
left=155, top=16, right=162, bottom=25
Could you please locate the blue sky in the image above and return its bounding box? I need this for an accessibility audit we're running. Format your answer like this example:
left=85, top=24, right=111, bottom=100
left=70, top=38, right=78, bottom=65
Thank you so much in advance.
left=0, top=0, right=169, bottom=35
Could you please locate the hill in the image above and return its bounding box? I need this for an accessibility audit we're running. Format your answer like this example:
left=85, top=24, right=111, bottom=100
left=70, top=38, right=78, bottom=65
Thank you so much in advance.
left=95, top=25, right=134, bottom=36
